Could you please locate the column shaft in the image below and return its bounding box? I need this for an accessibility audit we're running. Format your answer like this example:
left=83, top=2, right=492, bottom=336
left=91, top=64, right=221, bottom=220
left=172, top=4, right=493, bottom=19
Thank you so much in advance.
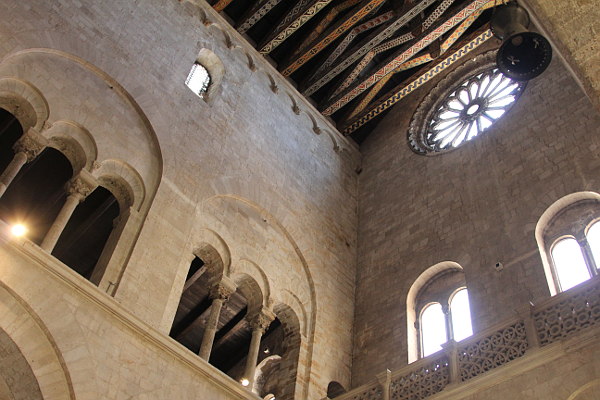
left=0, top=152, right=27, bottom=198
left=199, top=298, right=224, bottom=360
left=243, top=327, right=263, bottom=388
left=41, top=194, right=81, bottom=252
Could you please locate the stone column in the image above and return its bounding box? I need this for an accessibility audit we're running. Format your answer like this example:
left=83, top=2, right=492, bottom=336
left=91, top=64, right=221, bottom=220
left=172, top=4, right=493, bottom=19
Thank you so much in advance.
left=375, top=369, right=392, bottom=400
left=198, top=278, right=236, bottom=360
left=0, top=128, right=46, bottom=198
left=243, top=308, right=275, bottom=390
left=41, top=171, right=97, bottom=252
left=442, top=303, right=453, bottom=342
left=577, top=236, right=598, bottom=277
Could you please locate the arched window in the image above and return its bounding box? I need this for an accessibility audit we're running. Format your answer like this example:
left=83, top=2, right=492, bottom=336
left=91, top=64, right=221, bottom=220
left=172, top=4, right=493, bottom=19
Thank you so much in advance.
left=537, top=194, right=600, bottom=294
left=412, top=264, right=473, bottom=359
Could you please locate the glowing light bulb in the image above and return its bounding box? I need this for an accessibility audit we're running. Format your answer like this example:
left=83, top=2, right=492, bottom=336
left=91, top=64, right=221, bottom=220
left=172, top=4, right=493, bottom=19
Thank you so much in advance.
left=240, top=378, right=250, bottom=387
left=11, top=224, right=27, bottom=237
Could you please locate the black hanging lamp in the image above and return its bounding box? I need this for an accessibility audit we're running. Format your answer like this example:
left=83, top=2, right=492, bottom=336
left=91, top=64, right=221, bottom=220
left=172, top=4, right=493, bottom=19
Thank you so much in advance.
left=491, top=1, right=552, bottom=81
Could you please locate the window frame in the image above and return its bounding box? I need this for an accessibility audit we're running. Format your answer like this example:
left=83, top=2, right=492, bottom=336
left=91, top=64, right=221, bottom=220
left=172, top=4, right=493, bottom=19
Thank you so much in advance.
left=538, top=197, right=600, bottom=295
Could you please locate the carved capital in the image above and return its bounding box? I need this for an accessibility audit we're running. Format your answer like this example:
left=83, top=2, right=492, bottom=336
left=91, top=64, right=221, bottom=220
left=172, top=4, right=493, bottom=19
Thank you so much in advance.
left=13, top=128, right=47, bottom=161
left=209, top=277, right=236, bottom=301
left=248, top=308, right=275, bottom=333
left=67, top=170, right=98, bottom=200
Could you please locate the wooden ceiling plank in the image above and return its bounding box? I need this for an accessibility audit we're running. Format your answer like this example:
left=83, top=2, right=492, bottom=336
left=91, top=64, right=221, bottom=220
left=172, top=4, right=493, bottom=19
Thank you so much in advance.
left=213, top=0, right=236, bottom=13
left=237, top=0, right=287, bottom=34
left=329, top=0, right=456, bottom=99
left=341, top=28, right=493, bottom=134
left=308, top=10, right=395, bottom=83
left=291, top=0, right=363, bottom=60
left=259, top=0, right=336, bottom=55
left=322, top=0, right=492, bottom=116
left=302, top=0, right=439, bottom=96
left=344, top=6, right=484, bottom=120
left=280, top=0, right=387, bottom=75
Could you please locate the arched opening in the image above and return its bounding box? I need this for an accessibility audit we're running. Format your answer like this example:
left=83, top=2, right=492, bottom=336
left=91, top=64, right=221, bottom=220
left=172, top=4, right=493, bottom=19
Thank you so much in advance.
left=0, top=327, right=44, bottom=400
left=0, top=147, right=73, bottom=244
left=407, top=262, right=471, bottom=362
left=52, top=186, right=120, bottom=280
left=536, top=193, right=600, bottom=295
left=326, top=381, right=347, bottom=398
left=0, top=108, right=24, bottom=173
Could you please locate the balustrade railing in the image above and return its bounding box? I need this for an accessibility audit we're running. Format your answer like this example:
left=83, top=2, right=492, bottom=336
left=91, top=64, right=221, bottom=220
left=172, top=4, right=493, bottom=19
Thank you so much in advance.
left=333, top=275, right=600, bottom=400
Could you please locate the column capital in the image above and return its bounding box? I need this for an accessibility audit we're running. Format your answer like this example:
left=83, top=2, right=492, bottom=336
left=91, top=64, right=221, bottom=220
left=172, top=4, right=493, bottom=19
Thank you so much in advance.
left=209, top=277, right=237, bottom=301
left=247, top=308, right=275, bottom=333
left=13, top=128, right=47, bottom=161
left=67, top=170, right=98, bottom=200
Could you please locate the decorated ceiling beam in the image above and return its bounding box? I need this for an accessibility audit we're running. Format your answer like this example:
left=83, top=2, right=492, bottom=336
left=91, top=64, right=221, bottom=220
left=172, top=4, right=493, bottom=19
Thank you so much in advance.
left=237, top=0, right=287, bottom=34
left=309, top=10, right=395, bottom=81
left=330, top=0, right=457, bottom=99
left=212, top=0, right=236, bottom=12
left=302, top=0, right=439, bottom=96
left=280, top=0, right=388, bottom=76
left=259, top=0, right=335, bottom=55
left=291, top=0, right=363, bottom=60
left=322, top=0, right=493, bottom=116
left=341, top=28, right=494, bottom=135
left=344, top=6, right=486, bottom=121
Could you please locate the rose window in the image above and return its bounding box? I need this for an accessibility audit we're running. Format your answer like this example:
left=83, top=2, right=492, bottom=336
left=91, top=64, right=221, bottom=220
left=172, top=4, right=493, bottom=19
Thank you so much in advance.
left=408, top=52, right=527, bottom=155
left=426, top=69, right=524, bottom=151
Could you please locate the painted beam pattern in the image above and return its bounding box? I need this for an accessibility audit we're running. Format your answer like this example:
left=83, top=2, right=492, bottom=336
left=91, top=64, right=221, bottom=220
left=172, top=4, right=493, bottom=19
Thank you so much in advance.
left=213, top=0, right=236, bottom=12
left=332, top=33, right=414, bottom=98
left=302, top=0, right=439, bottom=96
left=292, top=0, right=363, bottom=60
left=280, top=0, right=388, bottom=76
left=346, top=54, right=433, bottom=120
left=237, top=0, right=286, bottom=34
left=345, top=7, right=485, bottom=120
left=341, top=29, right=494, bottom=135
left=259, top=0, right=335, bottom=54
left=309, top=11, right=395, bottom=82
left=322, top=0, right=491, bottom=116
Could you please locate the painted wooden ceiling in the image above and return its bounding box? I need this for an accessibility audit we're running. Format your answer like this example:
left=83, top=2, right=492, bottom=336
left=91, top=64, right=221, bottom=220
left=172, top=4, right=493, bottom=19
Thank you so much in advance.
left=208, top=0, right=498, bottom=143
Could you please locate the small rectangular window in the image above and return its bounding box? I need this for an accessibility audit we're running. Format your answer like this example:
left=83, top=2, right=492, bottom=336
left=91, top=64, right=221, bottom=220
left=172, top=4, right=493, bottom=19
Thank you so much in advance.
left=185, top=62, right=211, bottom=98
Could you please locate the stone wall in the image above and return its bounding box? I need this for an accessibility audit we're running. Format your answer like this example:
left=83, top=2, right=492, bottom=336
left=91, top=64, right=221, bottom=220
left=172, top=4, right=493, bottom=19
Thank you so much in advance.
left=523, top=0, right=600, bottom=110
left=353, top=47, right=600, bottom=385
left=0, top=0, right=360, bottom=398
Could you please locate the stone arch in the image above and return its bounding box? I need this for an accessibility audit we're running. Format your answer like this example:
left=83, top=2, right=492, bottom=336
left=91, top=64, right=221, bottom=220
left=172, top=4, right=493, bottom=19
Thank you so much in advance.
left=406, top=261, right=464, bottom=363
left=233, top=259, right=272, bottom=307
left=567, top=379, right=600, bottom=400
left=92, top=159, right=145, bottom=212
left=43, top=120, right=97, bottom=172
left=535, top=191, right=600, bottom=295
left=254, top=354, right=282, bottom=397
left=231, top=272, right=264, bottom=316
left=0, top=283, right=74, bottom=400
left=0, top=48, right=163, bottom=211
left=272, top=301, right=303, bottom=400
left=0, top=77, right=48, bottom=131
left=193, top=241, right=227, bottom=286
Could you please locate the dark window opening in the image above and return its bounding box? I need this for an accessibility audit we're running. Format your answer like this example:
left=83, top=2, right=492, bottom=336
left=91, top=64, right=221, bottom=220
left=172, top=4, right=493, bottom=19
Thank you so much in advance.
left=52, top=186, right=120, bottom=280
